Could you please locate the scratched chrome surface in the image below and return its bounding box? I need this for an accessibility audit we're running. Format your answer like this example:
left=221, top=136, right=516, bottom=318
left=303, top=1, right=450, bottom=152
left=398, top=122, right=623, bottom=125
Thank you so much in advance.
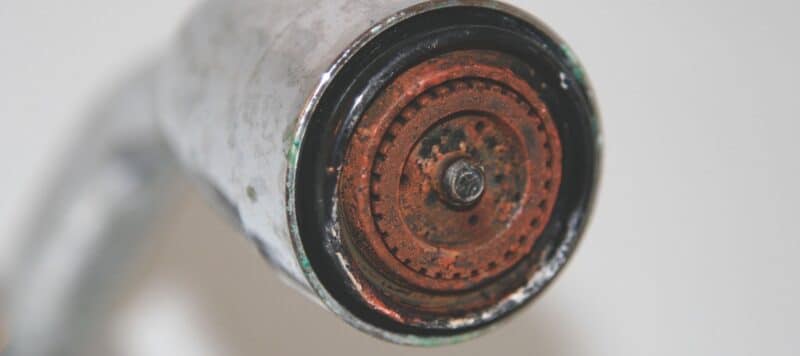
left=157, top=0, right=599, bottom=345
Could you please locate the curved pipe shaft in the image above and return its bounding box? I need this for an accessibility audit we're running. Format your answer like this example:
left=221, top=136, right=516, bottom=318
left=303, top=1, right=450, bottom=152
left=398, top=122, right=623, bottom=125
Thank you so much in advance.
left=7, top=64, right=178, bottom=356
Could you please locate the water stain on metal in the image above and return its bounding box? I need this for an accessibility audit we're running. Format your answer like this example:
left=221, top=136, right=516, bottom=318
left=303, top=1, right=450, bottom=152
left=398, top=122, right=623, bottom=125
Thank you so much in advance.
left=247, top=186, right=258, bottom=202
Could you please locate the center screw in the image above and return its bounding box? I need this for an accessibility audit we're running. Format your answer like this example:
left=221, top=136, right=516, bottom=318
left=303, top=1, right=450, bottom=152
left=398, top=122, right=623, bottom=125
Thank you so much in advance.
left=442, top=158, right=485, bottom=207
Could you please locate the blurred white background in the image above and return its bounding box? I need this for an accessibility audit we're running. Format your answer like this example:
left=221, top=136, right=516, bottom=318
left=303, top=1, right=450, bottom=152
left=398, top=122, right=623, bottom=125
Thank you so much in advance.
left=1, top=1, right=799, bottom=355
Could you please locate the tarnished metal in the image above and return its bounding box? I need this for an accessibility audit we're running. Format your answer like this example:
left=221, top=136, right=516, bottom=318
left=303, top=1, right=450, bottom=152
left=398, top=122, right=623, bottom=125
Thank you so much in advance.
left=339, top=50, right=564, bottom=323
left=442, top=158, right=486, bottom=207
left=159, top=0, right=599, bottom=338
left=10, top=0, right=601, bottom=351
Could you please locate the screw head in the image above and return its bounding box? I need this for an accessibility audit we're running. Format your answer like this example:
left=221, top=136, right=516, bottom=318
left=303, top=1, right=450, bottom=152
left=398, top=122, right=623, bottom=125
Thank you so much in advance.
left=442, top=159, right=485, bottom=207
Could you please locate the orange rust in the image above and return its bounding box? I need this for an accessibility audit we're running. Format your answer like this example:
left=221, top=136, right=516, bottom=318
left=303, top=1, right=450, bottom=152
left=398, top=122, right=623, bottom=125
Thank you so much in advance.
left=339, top=50, right=562, bottom=316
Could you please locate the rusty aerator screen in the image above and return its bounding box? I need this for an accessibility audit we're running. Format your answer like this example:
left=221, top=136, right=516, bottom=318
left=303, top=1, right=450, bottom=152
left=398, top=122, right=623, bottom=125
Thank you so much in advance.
left=340, top=50, right=563, bottom=301
left=295, top=6, right=599, bottom=338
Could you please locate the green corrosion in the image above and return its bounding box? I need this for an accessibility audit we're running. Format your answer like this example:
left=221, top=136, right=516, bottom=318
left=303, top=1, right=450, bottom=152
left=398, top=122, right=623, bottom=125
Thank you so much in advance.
left=288, top=139, right=301, bottom=164
left=299, top=255, right=312, bottom=271
left=407, top=332, right=482, bottom=347
left=560, top=44, right=586, bottom=85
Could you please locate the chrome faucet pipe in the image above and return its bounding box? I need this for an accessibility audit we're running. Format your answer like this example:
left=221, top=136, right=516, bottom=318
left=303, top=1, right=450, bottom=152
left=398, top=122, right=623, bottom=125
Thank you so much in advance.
left=8, top=1, right=601, bottom=353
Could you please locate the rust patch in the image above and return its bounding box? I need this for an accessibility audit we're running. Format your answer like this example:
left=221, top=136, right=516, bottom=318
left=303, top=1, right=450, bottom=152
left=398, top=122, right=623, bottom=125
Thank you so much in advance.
left=338, top=50, right=563, bottom=320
